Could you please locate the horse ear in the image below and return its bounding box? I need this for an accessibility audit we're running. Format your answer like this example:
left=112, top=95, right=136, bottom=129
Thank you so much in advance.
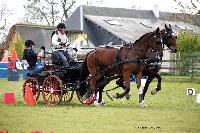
left=169, top=24, right=172, bottom=29
left=156, top=27, right=160, bottom=33
left=165, top=24, right=168, bottom=29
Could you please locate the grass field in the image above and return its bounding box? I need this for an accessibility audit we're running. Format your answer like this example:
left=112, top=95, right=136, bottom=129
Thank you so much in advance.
left=0, top=76, right=200, bottom=133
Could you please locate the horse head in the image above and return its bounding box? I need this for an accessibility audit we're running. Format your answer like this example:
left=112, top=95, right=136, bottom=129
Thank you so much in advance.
left=150, top=27, right=164, bottom=58
left=162, top=24, right=177, bottom=53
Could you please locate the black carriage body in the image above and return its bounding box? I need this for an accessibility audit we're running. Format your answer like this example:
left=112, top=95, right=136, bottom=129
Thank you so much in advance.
left=52, top=62, right=82, bottom=83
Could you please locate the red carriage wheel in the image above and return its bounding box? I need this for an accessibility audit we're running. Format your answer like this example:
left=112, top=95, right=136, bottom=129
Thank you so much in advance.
left=22, top=77, right=40, bottom=101
left=42, top=75, right=63, bottom=105
left=62, top=85, right=74, bottom=103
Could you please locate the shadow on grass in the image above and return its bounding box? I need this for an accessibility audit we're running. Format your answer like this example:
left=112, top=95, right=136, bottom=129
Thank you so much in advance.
left=0, top=100, right=149, bottom=110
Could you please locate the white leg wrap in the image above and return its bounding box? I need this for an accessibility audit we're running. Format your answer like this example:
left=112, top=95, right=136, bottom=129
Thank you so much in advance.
left=138, top=86, right=143, bottom=94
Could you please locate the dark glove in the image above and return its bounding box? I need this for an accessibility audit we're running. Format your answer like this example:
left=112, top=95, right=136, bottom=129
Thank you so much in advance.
left=66, top=43, right=70, bottom=47
left=73, top=48, right=78, bottom=52
left=59, top=42, right=66, bottom=46
left=40, top=46, right=45, bottom=51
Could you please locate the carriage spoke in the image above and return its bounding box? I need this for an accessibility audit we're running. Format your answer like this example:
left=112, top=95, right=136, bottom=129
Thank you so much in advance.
left=42, top=75, right=63, bottom=105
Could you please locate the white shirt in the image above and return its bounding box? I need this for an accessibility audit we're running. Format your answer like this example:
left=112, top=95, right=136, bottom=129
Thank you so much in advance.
left=51, top=31, right=70, bottom=50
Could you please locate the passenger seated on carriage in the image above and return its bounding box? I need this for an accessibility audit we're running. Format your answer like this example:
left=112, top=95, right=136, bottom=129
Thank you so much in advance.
left=23, top=40, right=44, bottom=75
left=51, top=23, right=77, bottom=67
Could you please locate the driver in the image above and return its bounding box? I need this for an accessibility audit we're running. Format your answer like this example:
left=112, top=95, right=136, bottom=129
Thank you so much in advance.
left=51, top=23, right=76, bottom=67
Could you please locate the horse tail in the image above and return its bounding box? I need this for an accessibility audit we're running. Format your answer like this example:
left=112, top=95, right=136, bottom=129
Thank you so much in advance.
left=79, top=53, right=90, bottom=97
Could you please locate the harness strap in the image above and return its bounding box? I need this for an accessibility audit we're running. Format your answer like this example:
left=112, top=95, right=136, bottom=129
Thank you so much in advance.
left=115, top=48, right=122, bottom=71
left=115, top=49, right=121, bottom=63
left=93, top=48, right=99, bottom=74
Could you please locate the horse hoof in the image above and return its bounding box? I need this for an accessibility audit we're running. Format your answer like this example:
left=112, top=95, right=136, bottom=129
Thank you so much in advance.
left=93, top=100, right=100, bottom=106
left=113, top=93, right=119, bottom=99
left=151, top=89, right=157, bottom=95
left=138, top=100, right=148, bottom=108
left=125, top=93, right=131, bottom=100
left=94, top=100, right=104, bottom=107
left=138, top=102, right=148, bottom=108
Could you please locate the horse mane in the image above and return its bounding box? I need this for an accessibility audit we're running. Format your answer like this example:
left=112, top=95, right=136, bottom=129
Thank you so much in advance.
left=134, top=32, right=151, bottom=44
left=125, top=32, right=153, bottom=47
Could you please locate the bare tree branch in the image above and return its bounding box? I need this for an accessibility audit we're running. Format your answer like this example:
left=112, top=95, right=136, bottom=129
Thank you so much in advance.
left=24, top=0, right=76, bottom=25
left=61, top=0, right=76, bottom=21
left=0, top=4, right=11, bottom=44
left=174, top=0, right=200, bottom=27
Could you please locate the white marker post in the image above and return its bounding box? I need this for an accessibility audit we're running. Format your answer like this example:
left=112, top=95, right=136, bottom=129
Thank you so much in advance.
left=186, top=88, right=195, bottom=95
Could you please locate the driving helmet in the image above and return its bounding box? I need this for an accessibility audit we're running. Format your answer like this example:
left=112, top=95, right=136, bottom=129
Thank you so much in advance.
left=57, top=23, right=66, bottom=30
left=25, top=40, right=35, bottom=47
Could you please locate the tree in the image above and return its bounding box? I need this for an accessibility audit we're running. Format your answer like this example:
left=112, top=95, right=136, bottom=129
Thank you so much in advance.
left=0, top=4, right=12, bottom=44
left=24, top=0, right=76, bottom=26
left=176, top=31, right=200, bottom=77
left=61, top=0, right=76, bottom=21
left=174, top=0, right=200, bottom=26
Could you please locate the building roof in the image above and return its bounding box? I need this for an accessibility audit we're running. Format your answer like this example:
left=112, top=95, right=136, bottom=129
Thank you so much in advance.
left=85, top=15, right=200, bottom=43
left=82, top=5, right=200, bottom=25
left=4, top=23, right=55, bottom=51
left=66, top=5, right=200, bottom=43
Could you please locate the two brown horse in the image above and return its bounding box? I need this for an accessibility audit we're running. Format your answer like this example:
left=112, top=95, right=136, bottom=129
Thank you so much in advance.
left=80, top=27, right=164, bottom=105
left=99, top=24, right=178, bottom=106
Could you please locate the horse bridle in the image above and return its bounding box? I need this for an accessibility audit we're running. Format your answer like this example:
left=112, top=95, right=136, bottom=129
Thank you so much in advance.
left=152, top=32, right=163, bottom=53
left=162, top=28, right=177, bottom=50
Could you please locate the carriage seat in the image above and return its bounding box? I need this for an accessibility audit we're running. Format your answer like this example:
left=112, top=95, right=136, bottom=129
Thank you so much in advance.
left=27, top=72, right=40, bottom=77
left=27, top=71, right=49, bottom=77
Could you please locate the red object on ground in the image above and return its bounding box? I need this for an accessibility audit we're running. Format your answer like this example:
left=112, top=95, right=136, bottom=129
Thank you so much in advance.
left=11, top=49, right=18, bottom=61
left=0, top=130, right=8, bottom=133
left=49, top=131, right=54, bottom=133
left=24, top=84, right=37, bottom=105
left=2, top=92, right=15, bottom=104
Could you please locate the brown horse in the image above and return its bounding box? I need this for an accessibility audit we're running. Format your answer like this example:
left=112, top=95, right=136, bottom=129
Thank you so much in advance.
left=81, top=27, right=164, bottom=104
left=138, top=24, right=178, bottom=106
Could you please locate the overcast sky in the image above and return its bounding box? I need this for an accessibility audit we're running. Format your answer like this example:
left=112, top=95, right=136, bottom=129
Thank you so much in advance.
left=0, top=0, right=199, bottom=27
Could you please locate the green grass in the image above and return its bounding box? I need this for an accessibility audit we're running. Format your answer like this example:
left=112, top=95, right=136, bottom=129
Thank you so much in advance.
left=0, top=76, right=200, bottom=133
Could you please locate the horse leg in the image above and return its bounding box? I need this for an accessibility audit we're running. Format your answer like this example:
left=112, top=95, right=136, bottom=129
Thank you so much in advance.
left=98, top=87, right=105, bottom=105
left=135, top=72, right=143, bottom=103
left=93, top=80, right=106, bottom=106
left=114, top=73, right=131, bottom=99
left=151, top=73, right=162, bottom=95
left=141, top=76, right=154, bottom=102
left=116, top=78, right=131, bottom=100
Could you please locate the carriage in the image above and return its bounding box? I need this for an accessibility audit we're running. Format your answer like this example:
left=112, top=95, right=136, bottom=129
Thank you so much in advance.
left=22, top=51, right=86, bottom=105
